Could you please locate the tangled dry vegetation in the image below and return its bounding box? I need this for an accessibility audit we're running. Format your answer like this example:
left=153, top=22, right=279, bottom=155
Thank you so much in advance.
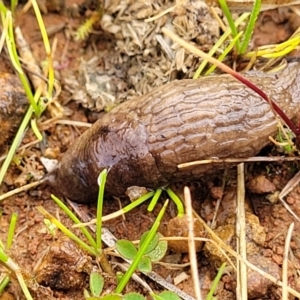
left=67, top=0, right=220, bottom=112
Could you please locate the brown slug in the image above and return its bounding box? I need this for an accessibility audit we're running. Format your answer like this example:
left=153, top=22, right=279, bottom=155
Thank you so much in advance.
left=48, top=63, right=300, bottom=203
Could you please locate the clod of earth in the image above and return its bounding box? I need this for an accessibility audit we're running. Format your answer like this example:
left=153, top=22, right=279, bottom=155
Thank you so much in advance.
left=0, top=73, right=28, bottom=154
left=34, top=238, right=92, bottom=290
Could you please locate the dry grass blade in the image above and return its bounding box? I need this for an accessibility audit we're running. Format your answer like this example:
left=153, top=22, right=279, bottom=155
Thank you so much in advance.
left=15, top=26, right=47, bottom=95
left=211, top=170, right=227, bottom=230
left=236, top=163, right=247, bottom=300
left=0, top=179, right=46, bottom=202
left=282, top=222, right=294, bottom=300
left=15, top=26, right=63, bottom=118
left=184, top=187, right=202, bottom=300
left=144, top=0, right=183, bottom=22
left=178, top=156, right=300, bottom=169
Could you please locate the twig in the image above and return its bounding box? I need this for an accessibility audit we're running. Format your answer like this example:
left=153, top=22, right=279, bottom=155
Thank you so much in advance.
left=211, top=169, right=227, bottom=230
left=178, top=156, right=300, bottom=169
left=184, top=187, right=202, bottom=300
left=0, top=178, right=46, bottom=202
left=236, top=163, right=247, bottom=300
left=282, top=222, right=294, bottom=300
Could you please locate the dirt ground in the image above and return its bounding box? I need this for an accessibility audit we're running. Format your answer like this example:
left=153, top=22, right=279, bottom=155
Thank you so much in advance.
left=1, top=1, right=300, bottom=299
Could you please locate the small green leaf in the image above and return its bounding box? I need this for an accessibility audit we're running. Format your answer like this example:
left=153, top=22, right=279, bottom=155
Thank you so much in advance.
left=90, top=272, right=104, bottom=297
left=138, top=256, right=152, bottom=273
left=123, top=293, right=146, bottom=300
left=116, top=240, right=137, bottom=260
left=158, top=291, right=181, bottom=300
left=147, top=238, right=167, bottom=262
left=139, top=231, right=158, bottom=254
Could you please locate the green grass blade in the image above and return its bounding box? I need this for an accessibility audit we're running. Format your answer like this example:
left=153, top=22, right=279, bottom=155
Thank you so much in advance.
left=51, top=195, right=97, bottom=249
left=166, top=188, right=184, bottom=217
left=6, top=213, right=17, bottom=250
left=123, top=191, right=155, bottom=213
left=147, top=189, right=162, bottom=212
left=239, top=0, right=261, bottom=54
left=0, top=275, right=10, bottom=294
left=11, top=0, right=18, bottom=14
left=205, top=31, right=243, bottom=75
left=4, top=11, right=39, bottom=113
left=0, top=107, right=31, bottom=187
left=30, top=118, right=43, bottom=140
left=194, top=13, right=250, bottom=78
left=0, top=250, right=8, bottom=263
left=218, top=0, right=240, bottom=52
left=206, top=262, right=227, bottom=300
left=30, top=0, right=54, bottom=96
left=96, top=169, right=108, bottom=253
left=0, top=2, right=8, bottom=13
left=37, top=206, right=97, bottom=256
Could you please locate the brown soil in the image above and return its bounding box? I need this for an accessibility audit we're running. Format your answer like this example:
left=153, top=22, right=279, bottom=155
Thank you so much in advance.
left=1, top=1, right=300, bottom=299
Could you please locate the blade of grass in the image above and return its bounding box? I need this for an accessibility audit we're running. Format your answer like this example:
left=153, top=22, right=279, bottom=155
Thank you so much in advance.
left=239, top=0, right=261, bottom=54
left=6, top=213, right=17, bottom=250
left=218, top=0, right=240, bottom=52
left=194, top=13, right=250, bottom=78
left=30, top=119, right=43, bottom=141
left=0, top=250, right=9, bottom=263
left=0, top=275, right=10, bottom=294
left=5, top=11, right=22, bottom=73
left=2, top=10, right=39, bottom=113
left=30, top=0, right=54, bottom=96
left=15, top=270, right=33, bottom=300
left=0, top=9, right=9, bottom=53
left=206, top=262, right=227, bottom=300
left=245, top=33, right=300, bottom=59
left=205, top=31, right=243, bottom=75
left=51, top=194, right=97, bottom=249
left=166, top=188, right=184, bottom=217
left=147, top=189, right=163, bottom=212
left=96, top=169, right=107, bottom=253
left=0, top=254, right=33, bottom=300
left=11, top=0, right=18, bottom=14
left=0, top=2, right=8, bottom=13
left=73, top=191, right=155, bottom=228
left=36, top=206, right=97, bottom=256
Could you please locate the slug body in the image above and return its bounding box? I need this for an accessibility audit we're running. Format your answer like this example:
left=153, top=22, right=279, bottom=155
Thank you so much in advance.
left=51, top=64, right=300, bottom=203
